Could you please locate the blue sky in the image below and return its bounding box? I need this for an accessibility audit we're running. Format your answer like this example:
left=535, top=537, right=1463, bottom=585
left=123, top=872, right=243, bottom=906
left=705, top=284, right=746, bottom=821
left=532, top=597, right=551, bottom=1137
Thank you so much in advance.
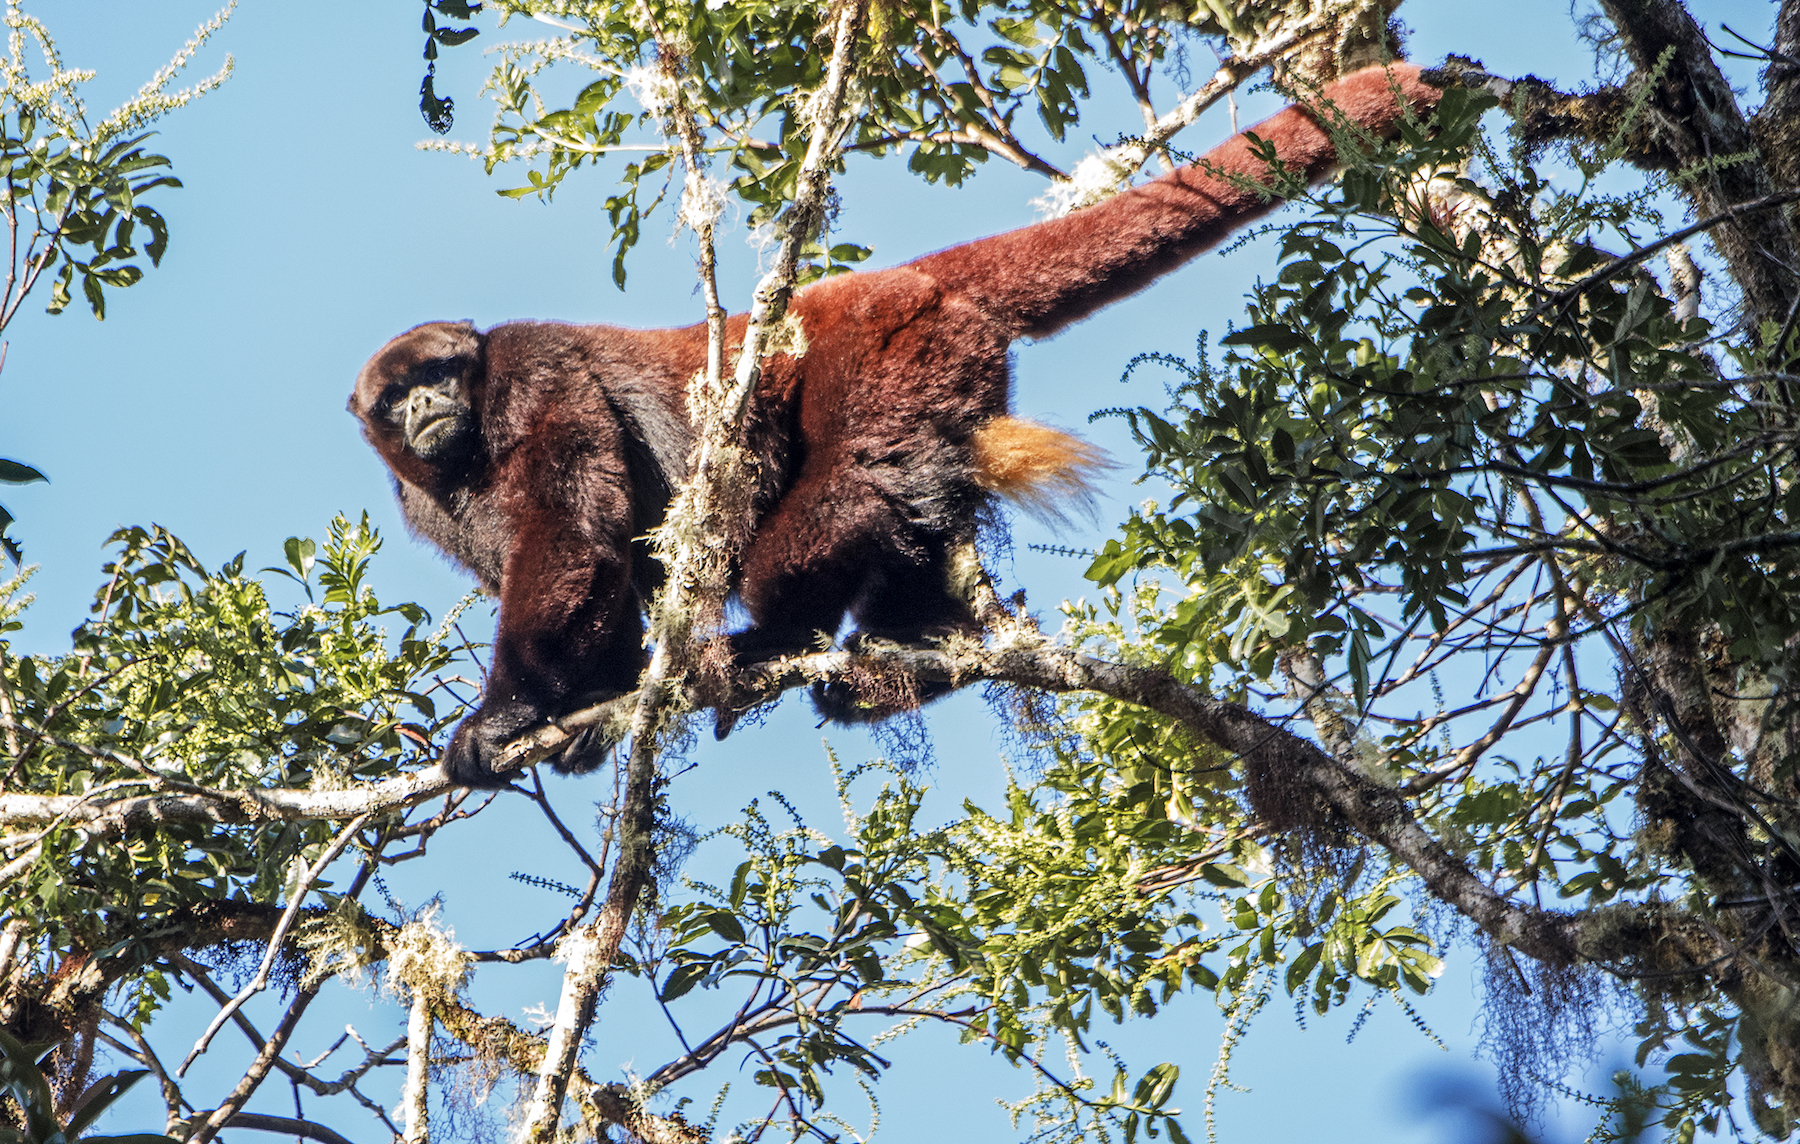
left=5, top=2, right=1780, bottom=1142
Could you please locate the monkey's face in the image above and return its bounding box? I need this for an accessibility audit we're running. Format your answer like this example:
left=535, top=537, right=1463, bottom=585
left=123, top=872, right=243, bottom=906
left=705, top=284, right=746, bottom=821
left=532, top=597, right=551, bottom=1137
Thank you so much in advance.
left=351, top=321, right=484, bottom=488
left=386, top=358, right=476, bottom=462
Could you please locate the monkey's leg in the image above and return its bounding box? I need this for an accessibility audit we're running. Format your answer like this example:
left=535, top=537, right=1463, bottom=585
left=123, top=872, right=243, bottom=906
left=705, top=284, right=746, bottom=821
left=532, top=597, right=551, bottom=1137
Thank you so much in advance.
left=730, top=454, right=883, bottom=661
left=845, top=527, right=982, bottom=642
left=798, top=519, right=990, bottom=725
left=741, top=434, right=986, bottom=721
left=736, top=423, right=989, bottom=643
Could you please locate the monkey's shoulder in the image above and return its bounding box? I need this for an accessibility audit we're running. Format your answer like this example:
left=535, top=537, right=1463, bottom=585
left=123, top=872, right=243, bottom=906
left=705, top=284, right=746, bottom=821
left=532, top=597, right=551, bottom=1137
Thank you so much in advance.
left=793, top=265, right=952, bottom=342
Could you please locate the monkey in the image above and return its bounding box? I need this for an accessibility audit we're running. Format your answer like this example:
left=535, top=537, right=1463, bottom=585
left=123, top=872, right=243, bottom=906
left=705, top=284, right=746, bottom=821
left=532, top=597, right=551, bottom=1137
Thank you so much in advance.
left=351, top=62, right=1447, bottom=787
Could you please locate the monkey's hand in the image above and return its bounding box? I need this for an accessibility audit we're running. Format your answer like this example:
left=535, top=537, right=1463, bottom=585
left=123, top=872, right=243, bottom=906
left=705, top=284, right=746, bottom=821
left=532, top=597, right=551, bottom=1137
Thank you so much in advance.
left=442, top=696, right=622, bottom=787
left=442, top=701, right=541, bottom=788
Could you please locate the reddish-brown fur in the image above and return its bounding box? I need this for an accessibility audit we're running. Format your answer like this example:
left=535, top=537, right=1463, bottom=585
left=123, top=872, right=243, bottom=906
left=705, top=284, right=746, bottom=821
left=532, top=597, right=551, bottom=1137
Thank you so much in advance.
left=351, top=63, right=1444, bottom=786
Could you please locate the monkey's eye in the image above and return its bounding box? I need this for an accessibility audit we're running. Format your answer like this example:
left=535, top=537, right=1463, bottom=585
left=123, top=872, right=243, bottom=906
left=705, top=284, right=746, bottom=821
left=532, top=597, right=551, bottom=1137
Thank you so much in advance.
left=416, top=358, right=460, bottom=386
left=374, top=384, right=409, bottom=421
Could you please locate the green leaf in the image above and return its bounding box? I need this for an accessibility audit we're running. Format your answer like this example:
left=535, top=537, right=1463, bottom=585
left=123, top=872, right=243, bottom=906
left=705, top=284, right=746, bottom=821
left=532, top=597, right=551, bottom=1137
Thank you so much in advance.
left=1132, top=1062, right=1178, bottom=1108
left=284, top=536, right=316, bottom=581
left=659, top=961, right=710, bottom=1002
left=1198, top=863, right=1249, bottom=888
left=1219, top=323, right=1309, bottom=353
left=82, top=270, right=106, bottom=319
left=704, top=910, right=746, bottom=944
left=1285, top=943, right=1322, bottom=993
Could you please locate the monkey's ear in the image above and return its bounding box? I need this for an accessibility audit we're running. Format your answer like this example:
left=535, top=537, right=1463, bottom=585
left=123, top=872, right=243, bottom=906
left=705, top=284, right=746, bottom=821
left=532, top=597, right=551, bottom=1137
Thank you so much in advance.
left=457, top=319, right=476, bottom=330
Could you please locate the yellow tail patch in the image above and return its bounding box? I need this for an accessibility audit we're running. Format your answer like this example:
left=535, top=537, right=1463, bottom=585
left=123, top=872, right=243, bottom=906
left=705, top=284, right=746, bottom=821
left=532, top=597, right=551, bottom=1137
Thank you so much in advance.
left=970, top=417, right=1112, bottom=525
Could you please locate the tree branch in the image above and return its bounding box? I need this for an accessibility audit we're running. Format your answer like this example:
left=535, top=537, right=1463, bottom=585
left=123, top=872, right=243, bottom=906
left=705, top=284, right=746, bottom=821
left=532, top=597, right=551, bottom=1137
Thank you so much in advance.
left=1598, top=0, right=1800, bottom=331
left=514, top=4, right=875, bottom=1138
left=400, top=989, right=430, bottom=1144
left=187, top=985, right=319, bottom=1144
left=177, top=814, right=370, bottom=1077
left=210, top=1113, right=356, bottom=1144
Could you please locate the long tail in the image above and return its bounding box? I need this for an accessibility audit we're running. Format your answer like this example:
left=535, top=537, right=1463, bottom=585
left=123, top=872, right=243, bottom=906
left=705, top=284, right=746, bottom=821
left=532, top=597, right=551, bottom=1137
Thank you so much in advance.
left=906, top=63, right=1443, bottom=340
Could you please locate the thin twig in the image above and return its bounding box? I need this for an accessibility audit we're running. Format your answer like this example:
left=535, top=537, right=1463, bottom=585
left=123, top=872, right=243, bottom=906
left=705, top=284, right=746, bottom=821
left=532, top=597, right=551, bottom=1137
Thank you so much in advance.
left=211, top=1112, right=358, bottom=1144
left=187, top=985, right=321, bottom=1144
left=178, top=814, right=370, bottom=1076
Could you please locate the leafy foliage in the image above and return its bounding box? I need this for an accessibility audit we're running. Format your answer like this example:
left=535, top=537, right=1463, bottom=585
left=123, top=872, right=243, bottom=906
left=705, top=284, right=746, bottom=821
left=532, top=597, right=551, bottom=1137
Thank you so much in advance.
left=0, top=518, right=465, bottom=1030
left=429, top=0, right=1330, bottom=283
left=0, top=4, right=228, bottom=326
left=1082, top=79, right=1800, bottom=1137
left=633, top=725, right=1449, bottom=1144
left=0, top=4, right=229, bottom=563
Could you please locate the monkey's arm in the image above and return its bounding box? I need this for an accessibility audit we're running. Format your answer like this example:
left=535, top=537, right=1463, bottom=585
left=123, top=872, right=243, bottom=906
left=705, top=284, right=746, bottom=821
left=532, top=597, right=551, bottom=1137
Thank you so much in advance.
left=443, top=434, right=644, bottom=786
left=906, top=62, right=1444, bottom=340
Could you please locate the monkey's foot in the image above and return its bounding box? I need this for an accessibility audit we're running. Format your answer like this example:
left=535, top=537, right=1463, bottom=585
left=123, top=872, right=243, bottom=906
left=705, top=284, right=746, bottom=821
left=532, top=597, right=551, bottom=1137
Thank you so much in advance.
left=715, top=629, right=819, bottom=740
left=443, top=723, right=524, bottom=789
left=546, top=734, right=607, bottom=775
left=808, top=629, right=967, bottom=725
left=713, top=698, right=781, bottom=741
left=811, top=677, right=955, bottom=724
left=726, top=626, right=823, bottom=666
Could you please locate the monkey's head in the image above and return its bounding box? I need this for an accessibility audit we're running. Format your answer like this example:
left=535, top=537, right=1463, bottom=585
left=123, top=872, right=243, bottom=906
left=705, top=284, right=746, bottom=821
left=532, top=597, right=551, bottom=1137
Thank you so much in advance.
left=350, top=321, right=486, bottom=490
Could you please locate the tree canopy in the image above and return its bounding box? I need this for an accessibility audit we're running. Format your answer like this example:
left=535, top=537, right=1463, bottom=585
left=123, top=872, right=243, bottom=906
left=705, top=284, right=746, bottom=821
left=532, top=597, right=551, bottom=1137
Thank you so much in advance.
left=3, top=1, right=1800, bottom=1143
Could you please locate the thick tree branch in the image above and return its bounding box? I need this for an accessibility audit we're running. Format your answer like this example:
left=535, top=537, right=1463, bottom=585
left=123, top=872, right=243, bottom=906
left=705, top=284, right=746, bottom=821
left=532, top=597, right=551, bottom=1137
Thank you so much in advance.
left=400, top=988, right=430, bottom=1144
left=0, top=771, right=440, bottom=833
left=6, top=635, right=1775, bottom=999
left=2, top=901, right=304, bottom=1046
left=0, top=638, right=1582, bottom=969
left=514, top=4, right=875, bottom=1139
left=1599, top=0, right=1800, bottom=331
left=1753, top=0, right=1800, bottom=193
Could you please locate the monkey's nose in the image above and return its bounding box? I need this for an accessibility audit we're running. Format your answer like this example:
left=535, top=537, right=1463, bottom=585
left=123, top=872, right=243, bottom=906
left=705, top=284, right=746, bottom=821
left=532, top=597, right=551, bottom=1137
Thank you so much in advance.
left=404, top=392, right=448, bottom=440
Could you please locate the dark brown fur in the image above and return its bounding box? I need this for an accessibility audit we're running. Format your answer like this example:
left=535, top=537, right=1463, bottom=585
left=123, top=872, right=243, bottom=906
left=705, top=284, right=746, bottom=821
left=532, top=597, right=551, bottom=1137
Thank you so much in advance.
left=350, top=64, right=1444, bottom=786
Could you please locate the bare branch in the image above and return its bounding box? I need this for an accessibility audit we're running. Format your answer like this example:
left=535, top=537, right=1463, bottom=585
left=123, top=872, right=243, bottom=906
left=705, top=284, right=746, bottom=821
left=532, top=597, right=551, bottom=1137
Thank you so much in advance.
left=400, top=990, right=430, bottom=1144
left=0, top=772, right=440, bottom=833
left=188, top=985, right=320, bottom=1144
left=210, top=1113, right=357, bottom=1144
left=172, top=954, right=404, bottom=1099
left=178, top=814, right=370, bottom=1076
left=1545, top=189, right=1800, bottom=312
